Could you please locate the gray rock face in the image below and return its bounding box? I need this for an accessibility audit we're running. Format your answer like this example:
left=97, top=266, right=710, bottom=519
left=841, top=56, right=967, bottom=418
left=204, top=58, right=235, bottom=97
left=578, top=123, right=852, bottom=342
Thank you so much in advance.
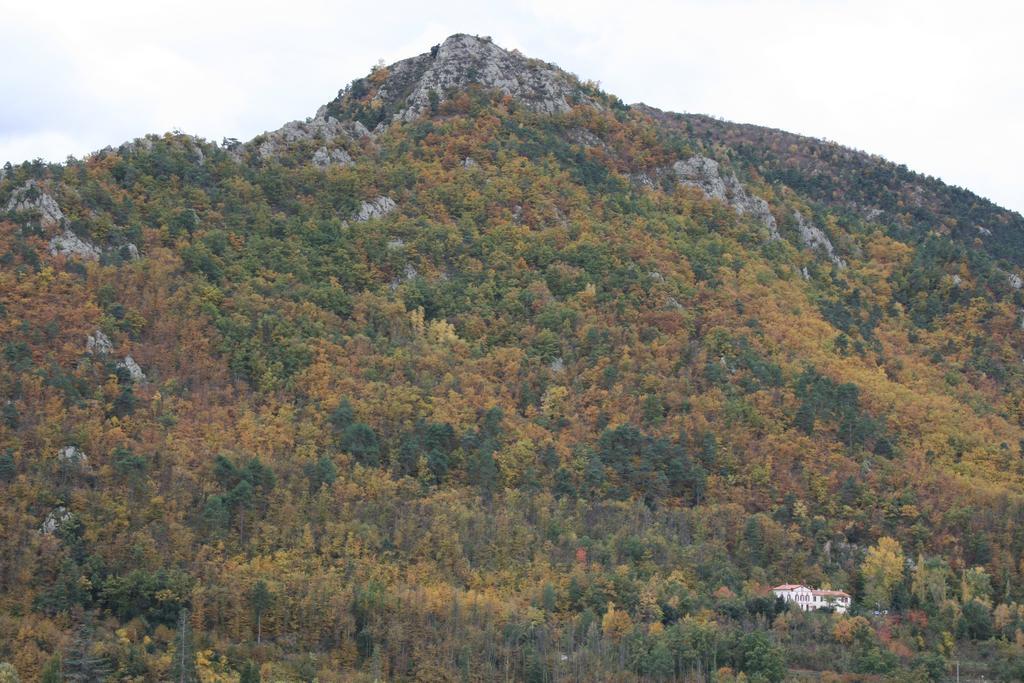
left=355, top=196, right=396, bottom=222
left=191, top=142, right=206, bottom=166
left=57, top=446, right=87, bottom=466
left=795, top=212, right=846, bottom=269
left=673, top=156, right=729, bottom=201
left=730, top=187, right=779, bottom=239
left=371, top=34, right=597, bottom=123
left=41, top=506, right=72, bottom=534
left=86, top=330, right=113, bottom=356
left=672, top=156, right=779, bottom=239
left=311, top=146, right=354, bottom=168
left=49, top=230, right=101, bottom=261
left=566, top=127, right=605, bottom=149
left=118, top=355, right=147, bottom=383
left=389, top=263, right=419, bottom=291
left=630, top=172, right=657, bottom=188
left=5, top=180, right=64, bottom=228
left=1009, top=273, right=1023, bottom=290
left=119, top=136, right=156, bottom=155
left=48, top=230, right=135, bottom=263
left=249, top=114, right=367, bottom=162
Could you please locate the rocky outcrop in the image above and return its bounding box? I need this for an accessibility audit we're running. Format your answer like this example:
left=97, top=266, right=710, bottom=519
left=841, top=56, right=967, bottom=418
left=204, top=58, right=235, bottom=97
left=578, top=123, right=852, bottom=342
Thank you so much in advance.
left=41, top=506, right=72, bottom=534
left=49, top=230, right=101, bottom=261
left=5, top=180, right=64, bottom=228
left=795, top=212, right=846, bottom=269
left=247, top=115, right=369, bottom=162
left=674, top=156, right=729, bottom=201
left=329, top=34, right=598, bottom=127
left=87, top=332, right=146, bottom=381
left=672, top=156, right=780, bottom=239
left=389, top=263, right=419, bottom=291
left=1009, top=273, right=1022, bottom=290
left=399, top=35, right=589, bottom=121
left=665, top=296, right=684, bottom=311
left=57, top=446, right=87, bottom=466
left=355, top=197, right=396, bottom=222
left=311, top=146, right=354, bottom=168
left=629, top=172, right=657, bottom=189
left=7, top=179, right=140, bottom=262
left=118, top=355, right=147, bottom=383
left=49, top=230, right=137, bottom=262
left=86, top=330, right=113, bottom=356
left=731, top=186, right=780, bottom=239
left=565, top=127, right=605, bottom=149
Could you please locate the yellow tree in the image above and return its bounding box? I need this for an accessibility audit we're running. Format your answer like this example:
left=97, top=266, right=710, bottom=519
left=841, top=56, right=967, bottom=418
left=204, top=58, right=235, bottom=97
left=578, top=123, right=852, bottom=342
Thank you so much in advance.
left=862, top=536, right=905, bottom=609
left=601, top=603, right=634, bottom=642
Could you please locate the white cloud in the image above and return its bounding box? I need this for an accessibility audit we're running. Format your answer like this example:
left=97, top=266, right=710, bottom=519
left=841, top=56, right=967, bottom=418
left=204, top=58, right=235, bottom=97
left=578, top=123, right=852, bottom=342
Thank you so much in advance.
left=1, top=0, right=1021, bottom=213
left=0, top=131, right=84, bottom=166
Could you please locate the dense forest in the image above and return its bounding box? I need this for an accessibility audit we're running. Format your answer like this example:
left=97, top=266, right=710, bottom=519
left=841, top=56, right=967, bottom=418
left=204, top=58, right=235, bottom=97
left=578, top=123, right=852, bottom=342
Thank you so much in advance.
left=1, top=34, right=1024, bottom=682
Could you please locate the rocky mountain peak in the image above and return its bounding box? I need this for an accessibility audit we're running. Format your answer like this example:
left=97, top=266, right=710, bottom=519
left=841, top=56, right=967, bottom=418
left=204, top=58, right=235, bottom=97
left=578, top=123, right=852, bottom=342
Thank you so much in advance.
left=246, top=34, right=603, bottom=163
left=324, top=33, right=601, bottom=129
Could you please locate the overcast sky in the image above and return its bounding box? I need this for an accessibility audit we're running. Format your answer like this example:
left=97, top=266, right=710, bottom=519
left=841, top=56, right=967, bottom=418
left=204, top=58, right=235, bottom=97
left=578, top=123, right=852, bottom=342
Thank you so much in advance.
left=2, top=0, right=1021, bottom=213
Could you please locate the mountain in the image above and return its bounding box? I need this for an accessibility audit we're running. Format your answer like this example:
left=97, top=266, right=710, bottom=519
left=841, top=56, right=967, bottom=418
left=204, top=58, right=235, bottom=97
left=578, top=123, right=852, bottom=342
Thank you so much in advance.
left=1, top=33, right=1023, bottom=681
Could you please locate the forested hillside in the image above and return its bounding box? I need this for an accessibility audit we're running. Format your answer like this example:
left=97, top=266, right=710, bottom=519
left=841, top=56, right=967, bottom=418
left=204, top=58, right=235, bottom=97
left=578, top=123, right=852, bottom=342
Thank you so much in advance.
left=1, top=33, right=1023, bottom=682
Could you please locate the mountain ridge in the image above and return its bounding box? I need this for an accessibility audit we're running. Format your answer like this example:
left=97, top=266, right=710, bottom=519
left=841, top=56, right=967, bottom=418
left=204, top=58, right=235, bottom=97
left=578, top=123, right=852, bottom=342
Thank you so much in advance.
left=230, top=32, right=1023, bottom=273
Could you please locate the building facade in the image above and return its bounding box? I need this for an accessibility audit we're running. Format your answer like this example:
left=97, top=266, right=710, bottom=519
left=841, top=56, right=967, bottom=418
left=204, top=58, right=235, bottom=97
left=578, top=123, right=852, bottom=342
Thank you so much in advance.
left=772, top=584, right=851, bottom=614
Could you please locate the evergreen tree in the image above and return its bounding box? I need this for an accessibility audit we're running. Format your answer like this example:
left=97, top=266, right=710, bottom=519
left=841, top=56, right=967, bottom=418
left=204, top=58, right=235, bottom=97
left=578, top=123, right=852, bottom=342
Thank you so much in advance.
left=64, top=618, right=112, bottom=683
left=794, top=401, right=816, bottom=435
left=239, top=660, right=261, bottom=683
left=0, top=453, right=14, bottom=483
left=743, top=516, right=766, bottom=568
left=249, top=580, right=273, bottom=645
left=740, top=631, right=785, bottom=683
left=341, top=423, right=381, bottom=466
left=40, top=655, right=61, bottom=683
left=329, top=398, right=354, bottom=437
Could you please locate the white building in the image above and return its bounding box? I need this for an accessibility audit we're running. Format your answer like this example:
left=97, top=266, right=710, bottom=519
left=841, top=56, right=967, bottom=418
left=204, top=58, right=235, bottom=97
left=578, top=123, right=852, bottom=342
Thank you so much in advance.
left=772, top=584, right=851, bottom=614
